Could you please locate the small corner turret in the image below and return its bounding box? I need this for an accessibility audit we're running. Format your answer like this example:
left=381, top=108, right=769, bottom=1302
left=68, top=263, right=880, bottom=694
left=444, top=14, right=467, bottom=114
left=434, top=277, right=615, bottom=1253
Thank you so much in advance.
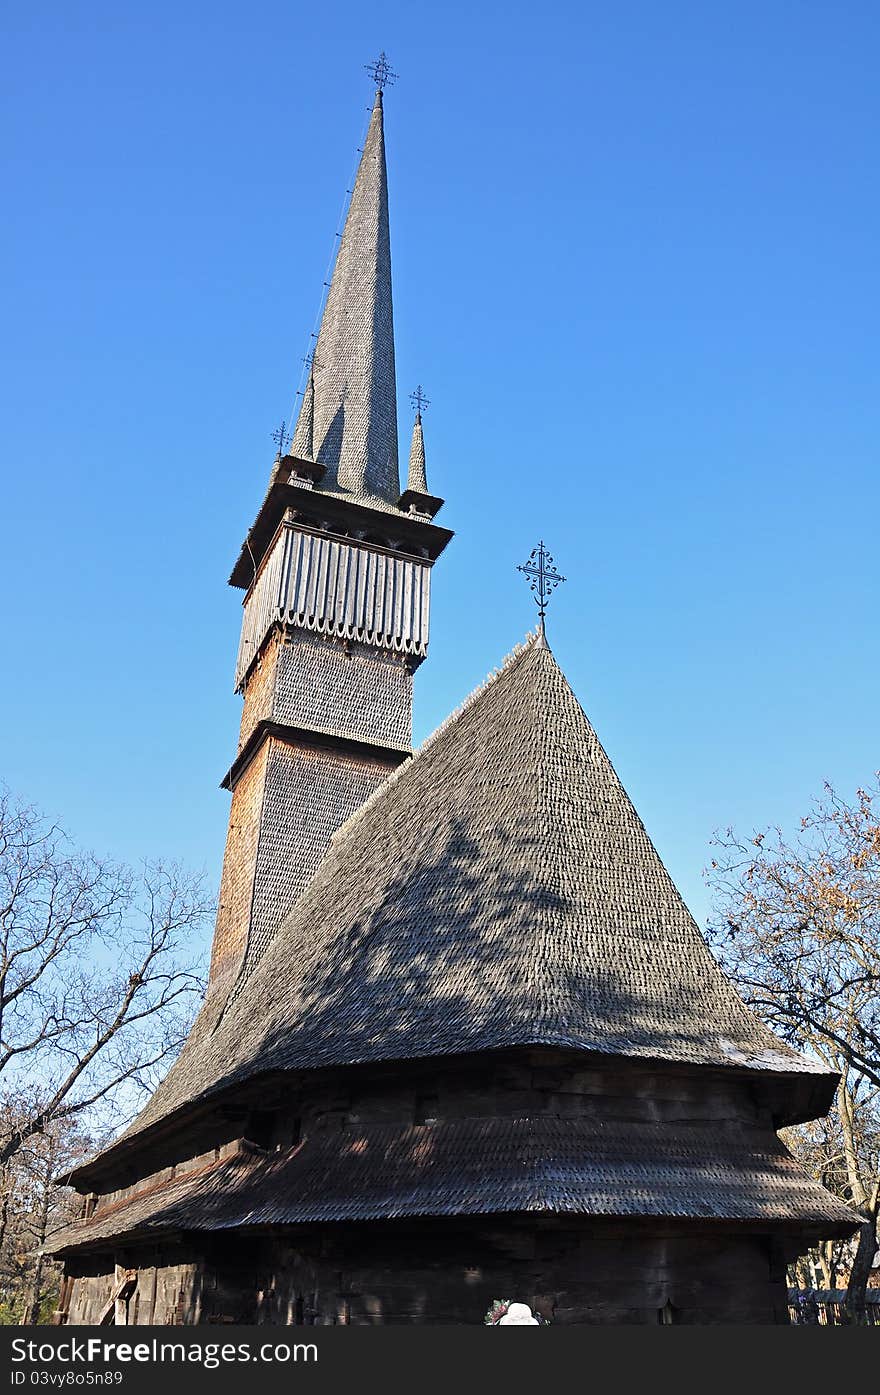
left=398, top=385, right=444, bottom=519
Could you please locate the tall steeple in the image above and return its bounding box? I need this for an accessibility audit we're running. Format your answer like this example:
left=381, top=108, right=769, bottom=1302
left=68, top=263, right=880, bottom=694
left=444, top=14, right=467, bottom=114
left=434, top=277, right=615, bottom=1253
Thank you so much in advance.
left=292, top=89, right=398, bottom=503
left=207, top=74, right=452, bottom=1003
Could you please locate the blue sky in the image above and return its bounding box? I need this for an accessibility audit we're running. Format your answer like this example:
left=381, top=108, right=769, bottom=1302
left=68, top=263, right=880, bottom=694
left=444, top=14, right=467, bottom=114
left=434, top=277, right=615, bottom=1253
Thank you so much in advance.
left=2, top=1, right=877, bottom=955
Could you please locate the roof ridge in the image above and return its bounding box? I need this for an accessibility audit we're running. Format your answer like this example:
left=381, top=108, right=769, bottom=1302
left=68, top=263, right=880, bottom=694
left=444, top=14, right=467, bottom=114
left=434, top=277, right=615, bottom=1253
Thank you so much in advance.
left=326, top=629, right=541, bottom=852
left=415, top=628, right=540, bottom=758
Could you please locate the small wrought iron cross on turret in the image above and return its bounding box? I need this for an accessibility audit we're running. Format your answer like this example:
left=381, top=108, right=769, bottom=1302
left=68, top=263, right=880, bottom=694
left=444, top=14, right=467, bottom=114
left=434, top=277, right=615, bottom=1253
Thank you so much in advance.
left=303, top=348, right=322, bottom=374
left=365, top=52, right=398, bottom=91
left=517, top=541, right=566, bottom=639
left=272, top=421, right=291, bottom=460
left=410, top=384, right=430, bottom=419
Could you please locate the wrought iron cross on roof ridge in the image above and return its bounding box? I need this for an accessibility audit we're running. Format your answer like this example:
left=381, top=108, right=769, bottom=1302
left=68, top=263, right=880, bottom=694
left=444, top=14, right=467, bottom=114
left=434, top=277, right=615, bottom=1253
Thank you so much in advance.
left=517, top=541, right=566, bottom=638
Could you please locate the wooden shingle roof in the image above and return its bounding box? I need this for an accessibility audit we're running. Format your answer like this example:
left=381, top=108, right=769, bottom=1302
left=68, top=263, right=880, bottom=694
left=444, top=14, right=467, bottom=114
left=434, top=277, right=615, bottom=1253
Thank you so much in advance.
left=87, top=632, right=833, bottom=1174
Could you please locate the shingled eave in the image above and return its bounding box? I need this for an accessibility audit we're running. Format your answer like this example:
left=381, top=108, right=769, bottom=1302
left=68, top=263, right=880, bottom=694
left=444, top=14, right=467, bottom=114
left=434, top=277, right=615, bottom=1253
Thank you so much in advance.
left=51, top=1113, right=859, bottom=1254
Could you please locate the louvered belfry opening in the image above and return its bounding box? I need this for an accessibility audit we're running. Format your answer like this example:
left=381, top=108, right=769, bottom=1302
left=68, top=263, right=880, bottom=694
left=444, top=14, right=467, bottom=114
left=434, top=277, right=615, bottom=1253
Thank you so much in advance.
left=50, top=78, right=858, bottom=1326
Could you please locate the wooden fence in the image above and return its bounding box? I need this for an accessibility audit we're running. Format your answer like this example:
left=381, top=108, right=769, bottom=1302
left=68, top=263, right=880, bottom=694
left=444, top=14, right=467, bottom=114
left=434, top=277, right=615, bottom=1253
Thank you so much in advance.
left=788, top=1289, right=880, bottom=1325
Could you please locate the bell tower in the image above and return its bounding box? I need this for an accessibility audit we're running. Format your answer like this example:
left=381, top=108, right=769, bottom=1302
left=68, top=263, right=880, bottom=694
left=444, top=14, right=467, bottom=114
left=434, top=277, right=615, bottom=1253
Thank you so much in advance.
left=208, top=81, right=452, bottom=999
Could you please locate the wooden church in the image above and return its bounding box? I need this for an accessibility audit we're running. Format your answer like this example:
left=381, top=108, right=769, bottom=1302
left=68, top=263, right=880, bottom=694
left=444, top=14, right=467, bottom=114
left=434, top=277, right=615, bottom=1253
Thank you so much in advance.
left=50, top=66, right=856, bottom=1324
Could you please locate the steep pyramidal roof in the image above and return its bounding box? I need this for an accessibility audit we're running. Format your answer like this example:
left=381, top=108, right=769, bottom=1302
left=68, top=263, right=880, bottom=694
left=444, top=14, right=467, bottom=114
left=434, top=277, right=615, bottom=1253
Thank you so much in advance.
left=103, top=635, right=832, bottom=1160
left=292, top=89, right=399, bottom=504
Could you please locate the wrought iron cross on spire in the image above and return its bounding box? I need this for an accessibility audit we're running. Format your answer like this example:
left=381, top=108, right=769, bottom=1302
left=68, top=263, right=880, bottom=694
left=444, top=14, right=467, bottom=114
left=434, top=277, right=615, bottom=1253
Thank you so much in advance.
left=517, top=541, right=566, bottom=638
left=365, top=52, right=398, bottom=91
left=410, top=384, right=430, bottom=418
left=272, top=421, right=291, bottom=460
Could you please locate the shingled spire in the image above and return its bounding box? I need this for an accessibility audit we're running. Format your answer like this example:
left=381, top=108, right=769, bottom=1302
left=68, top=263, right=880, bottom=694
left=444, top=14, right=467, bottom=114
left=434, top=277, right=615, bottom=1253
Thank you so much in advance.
left=398, top=387, right=443, bottom=518
left=292, top=89, right=398, bottom=503
left=407, top=412, right=428, bottom=493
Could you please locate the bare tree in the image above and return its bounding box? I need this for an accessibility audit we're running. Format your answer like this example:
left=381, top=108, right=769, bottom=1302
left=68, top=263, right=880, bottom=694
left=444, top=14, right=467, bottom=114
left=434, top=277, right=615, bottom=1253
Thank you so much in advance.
left=0, top=1112, right=90, bottom=1323
left=781, top=1082, right=878, bottom=1293
left=0, top=788, right=212, bottom=1172
left=707, top=776, right=880, bottom=1321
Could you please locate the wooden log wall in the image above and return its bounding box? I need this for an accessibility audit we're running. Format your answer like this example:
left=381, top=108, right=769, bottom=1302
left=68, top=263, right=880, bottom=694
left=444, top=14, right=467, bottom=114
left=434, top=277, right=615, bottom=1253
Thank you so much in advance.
left=64, top=1222, right=789, bottom=1325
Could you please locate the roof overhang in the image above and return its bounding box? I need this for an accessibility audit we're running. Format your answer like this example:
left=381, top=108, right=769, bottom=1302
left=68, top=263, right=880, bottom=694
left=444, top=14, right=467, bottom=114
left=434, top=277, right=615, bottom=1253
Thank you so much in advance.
left=397, top=488, right=445, bottom=519
left=48, top=1108, right=860, bottom=1256
left=220, top=720, right=409, bottom=793
left=60, top=1046, right=841, bottom=1195
left=230, top=479, right=453, bottom=590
